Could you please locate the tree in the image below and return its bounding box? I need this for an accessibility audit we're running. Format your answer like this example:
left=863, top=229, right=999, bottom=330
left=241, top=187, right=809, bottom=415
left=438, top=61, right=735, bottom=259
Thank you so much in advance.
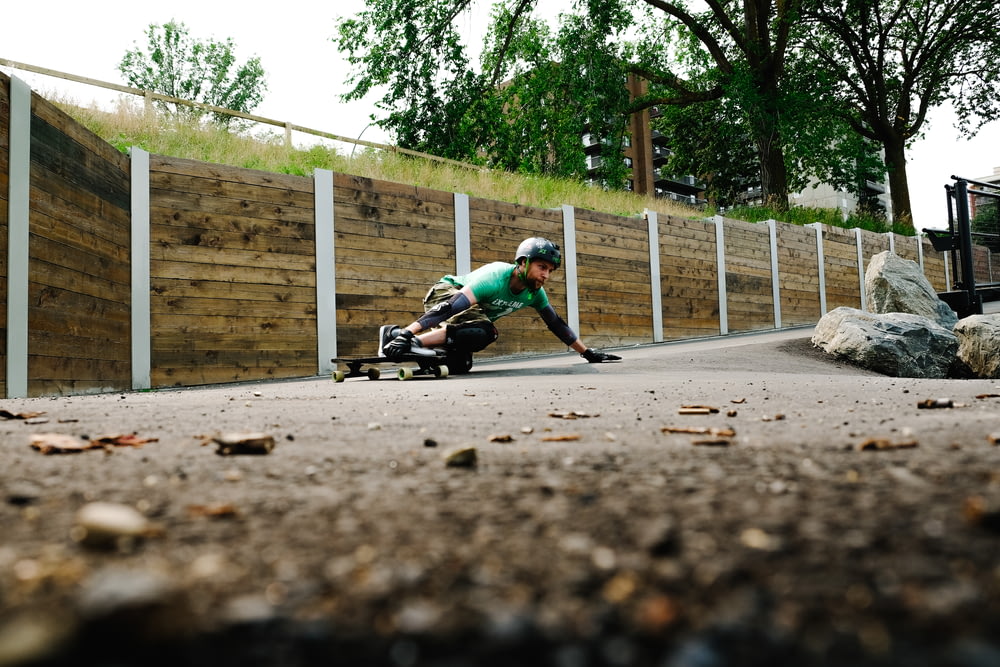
left=336, top=1, right=825, bottom=207
left=119, top=20, right=267, bottom=126
left=798, top=0, right=1000, bottom=229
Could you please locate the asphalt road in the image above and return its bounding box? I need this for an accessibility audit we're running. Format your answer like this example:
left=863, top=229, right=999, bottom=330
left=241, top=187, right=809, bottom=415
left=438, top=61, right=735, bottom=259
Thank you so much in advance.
left=2, top=324, right=1000, bottom=666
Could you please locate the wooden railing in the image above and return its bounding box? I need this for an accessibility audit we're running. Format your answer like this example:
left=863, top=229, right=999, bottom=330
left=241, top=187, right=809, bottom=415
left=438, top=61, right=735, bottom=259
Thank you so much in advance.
left=0, top=57, right=481, bottom=171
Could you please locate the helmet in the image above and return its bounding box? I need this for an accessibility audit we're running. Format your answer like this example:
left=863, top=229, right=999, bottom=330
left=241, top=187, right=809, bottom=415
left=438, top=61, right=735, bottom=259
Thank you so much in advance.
left=515, top=237, right=561, bottom=269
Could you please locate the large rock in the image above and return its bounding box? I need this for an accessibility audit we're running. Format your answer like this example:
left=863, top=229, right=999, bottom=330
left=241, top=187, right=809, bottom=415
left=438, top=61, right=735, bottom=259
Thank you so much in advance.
left=865, top=251, right=958, bottom=329
left=953, top=314, right=1000, bottom=378
left=812, top=307, right=958, bottom=378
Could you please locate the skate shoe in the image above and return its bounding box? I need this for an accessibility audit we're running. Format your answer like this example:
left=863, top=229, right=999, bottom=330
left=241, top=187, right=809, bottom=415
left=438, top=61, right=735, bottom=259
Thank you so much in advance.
left=378, top=325, right=401, bottom=357
left=407, top=336, right=438, bottom=357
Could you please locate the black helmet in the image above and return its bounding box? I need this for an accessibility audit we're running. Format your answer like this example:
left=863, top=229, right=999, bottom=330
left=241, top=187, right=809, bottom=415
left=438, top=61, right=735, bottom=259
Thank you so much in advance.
left=515, top=237, right=561, bottom=269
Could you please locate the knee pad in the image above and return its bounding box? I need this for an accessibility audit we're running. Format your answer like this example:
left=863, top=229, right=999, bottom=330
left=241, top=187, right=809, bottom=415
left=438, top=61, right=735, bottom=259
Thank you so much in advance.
left=446, top=322, right=498, bottom=352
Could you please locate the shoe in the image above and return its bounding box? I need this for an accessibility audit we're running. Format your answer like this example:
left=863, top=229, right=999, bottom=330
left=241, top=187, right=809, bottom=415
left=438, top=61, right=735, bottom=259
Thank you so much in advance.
left=408, top=337, right=439, bottom=357
left=378, top=325, right=401, bottom=357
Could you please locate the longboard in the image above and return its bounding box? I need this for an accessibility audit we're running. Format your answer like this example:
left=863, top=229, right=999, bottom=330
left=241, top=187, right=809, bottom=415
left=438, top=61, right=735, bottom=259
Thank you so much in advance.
left=331, top=352, right=450, bottom=382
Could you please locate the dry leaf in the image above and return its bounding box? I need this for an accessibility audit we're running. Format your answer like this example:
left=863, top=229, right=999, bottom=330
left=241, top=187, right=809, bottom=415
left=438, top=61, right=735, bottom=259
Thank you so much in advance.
left=548, top=411, right=598, bottom=419
left=661, top=426, right=735, bottom=437
left=187, top=503, right=240, bottom=518
left=975, top=393, right=1000, bottom=399
left=94, top=434, right=159, bottom=448
left=1, top=409, right=46, bottom=420
left=29, top=433, right=91, bottom=454
left=488, top=434, right=514, bottom=443
left=678, top=405, right=719, bottom=415
left=857, top=438, right=918, bottom=451
left=730, top=398, right=747, bottom=404
left=692, top=438, right=732, bottom=447
left=541, top=434, right=582, bottom=442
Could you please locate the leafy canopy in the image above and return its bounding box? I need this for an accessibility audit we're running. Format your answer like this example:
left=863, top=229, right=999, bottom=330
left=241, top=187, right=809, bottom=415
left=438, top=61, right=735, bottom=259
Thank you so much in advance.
left=119, top=20, right=267, bottom=126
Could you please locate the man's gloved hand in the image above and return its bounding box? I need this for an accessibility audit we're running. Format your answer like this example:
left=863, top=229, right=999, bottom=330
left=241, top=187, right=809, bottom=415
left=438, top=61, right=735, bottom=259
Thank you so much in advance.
left=384, top=330, right=415, bottom=360
left=582, top=348, right=621, bottom=363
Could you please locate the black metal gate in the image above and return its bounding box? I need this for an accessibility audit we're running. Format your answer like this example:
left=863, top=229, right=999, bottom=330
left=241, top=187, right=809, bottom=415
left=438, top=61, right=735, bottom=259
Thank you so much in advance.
left=923, top=176, right=1000, bottom=317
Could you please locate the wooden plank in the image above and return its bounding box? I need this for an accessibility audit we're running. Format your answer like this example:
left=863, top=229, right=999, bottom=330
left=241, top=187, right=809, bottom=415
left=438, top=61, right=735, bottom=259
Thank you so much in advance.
left=150, top=187, right=314, bottom=225
left=32, top=94, right=130, bottom=171
left=151, top=154, right=313, bottom=192
left=151, top=277, right=316, bottom=303
left=151, top=296, right=318, bottom=318
left=153, top=363, right=313, bottom=388
left=150, top=207, right=315, bottom=241
left=151, top=259, right=313, bottom=286
left=149, top=170, right=315, bottom=211
left=30, top=112, right=130, bottom=212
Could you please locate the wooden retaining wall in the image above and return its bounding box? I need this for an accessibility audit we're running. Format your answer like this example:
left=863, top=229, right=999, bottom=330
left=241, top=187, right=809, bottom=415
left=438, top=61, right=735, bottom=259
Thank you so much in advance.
left=4, top=78, right=132, bottom=396
left=1, top=71, right=962, bottom=397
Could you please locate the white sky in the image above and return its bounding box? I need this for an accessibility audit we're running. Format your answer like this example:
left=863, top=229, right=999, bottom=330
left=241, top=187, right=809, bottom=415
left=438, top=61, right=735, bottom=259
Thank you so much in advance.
left=4, top=0, right=997, bottom=231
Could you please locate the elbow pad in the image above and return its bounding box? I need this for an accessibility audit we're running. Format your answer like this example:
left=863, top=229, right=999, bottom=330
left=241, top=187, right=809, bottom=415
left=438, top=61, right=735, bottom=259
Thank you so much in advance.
left=417, top=291, right=472, bottom=330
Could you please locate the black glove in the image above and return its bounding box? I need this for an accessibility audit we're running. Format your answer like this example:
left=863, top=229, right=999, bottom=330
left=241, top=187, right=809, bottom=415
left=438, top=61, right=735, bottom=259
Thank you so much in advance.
left=582, top=348, right=621, bottom=363
left=384, top=330, right=415, bottom=360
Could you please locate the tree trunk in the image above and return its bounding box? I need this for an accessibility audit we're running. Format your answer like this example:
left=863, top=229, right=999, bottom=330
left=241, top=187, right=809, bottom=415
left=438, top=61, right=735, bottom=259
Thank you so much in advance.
left=883, top=137, right=913, bottom=230
left=757, top=135, right=789, bottom=210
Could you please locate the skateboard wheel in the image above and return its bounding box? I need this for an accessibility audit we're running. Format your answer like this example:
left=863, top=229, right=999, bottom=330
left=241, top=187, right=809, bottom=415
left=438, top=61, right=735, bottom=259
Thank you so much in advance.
left=367, top=367, right=381, bottom=380
left=398, top=367, right=414, bottom=381
left=333, top=370, right=346, bottom=383
left=434, top=365, right=449, bottom=378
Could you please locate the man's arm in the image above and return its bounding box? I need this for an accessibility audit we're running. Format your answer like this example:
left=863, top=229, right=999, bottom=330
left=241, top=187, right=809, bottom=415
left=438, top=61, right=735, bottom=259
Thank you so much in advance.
left=537, top=306, right=620, bottom=362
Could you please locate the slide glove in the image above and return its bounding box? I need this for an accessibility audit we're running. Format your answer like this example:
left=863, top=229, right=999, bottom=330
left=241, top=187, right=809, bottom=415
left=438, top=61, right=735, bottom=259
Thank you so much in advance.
left=582, top=348, right=621, bottom=363
left=384, top=330, right=415, bottom=360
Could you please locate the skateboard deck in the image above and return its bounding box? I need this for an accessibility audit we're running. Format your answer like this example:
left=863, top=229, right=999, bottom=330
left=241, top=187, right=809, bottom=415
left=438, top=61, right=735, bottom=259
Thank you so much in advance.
left=331, top=352, right=450, bottom=382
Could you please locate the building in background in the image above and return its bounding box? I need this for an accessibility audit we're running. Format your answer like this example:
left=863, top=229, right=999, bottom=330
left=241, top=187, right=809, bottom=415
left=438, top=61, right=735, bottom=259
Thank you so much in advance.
left=584, top=74, right=707, bottom=207
left=595, top=73, right=892, bottom=218
left=969, top=166, right=1000, bottom=227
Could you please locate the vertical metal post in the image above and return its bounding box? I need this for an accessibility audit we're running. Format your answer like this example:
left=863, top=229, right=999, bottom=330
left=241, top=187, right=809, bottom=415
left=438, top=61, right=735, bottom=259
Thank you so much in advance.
left=713, top=216, right=728, bottom=335
left=765, top=219, right=781, bottom=329
left=314, top=169, right=337, bottom=370
left=454, top=193, right=471, bottom=275
left=855, top=228, right=867, bottom=311
left=645, top=210, right=663, bottom=342
left=954, top=179, right=982, bottom=314
left=561, top=205, right=580, bottom=338
left=130, top=148, right=151, bottom=390
left=7, top=76, right=31, bottom=398
left=806, top=223, right=827, bottom=316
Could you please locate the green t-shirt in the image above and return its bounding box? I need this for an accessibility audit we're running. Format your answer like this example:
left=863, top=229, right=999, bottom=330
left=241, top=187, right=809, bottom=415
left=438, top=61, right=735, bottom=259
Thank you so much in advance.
left=442, top=262, right=550, bottom=321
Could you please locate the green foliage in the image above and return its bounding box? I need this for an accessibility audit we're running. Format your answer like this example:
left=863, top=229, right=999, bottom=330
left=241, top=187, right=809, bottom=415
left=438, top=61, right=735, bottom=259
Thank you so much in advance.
left=63, top=98, right=906, bottom=240
left=720, top=203, right=914, bottom=235
left=971, top=196, right=1000, bottom=239
left=797, top=0, right=1000, bottom=226
left=118, top=20, right=267, bottom=126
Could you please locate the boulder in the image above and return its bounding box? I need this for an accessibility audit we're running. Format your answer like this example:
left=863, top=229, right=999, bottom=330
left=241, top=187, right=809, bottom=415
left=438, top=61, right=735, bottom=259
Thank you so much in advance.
left=865, top=251, right=958, bottom=329
left=812, top=307, right=958, bottom=378
left=953, top=314, right=1000, bottom=378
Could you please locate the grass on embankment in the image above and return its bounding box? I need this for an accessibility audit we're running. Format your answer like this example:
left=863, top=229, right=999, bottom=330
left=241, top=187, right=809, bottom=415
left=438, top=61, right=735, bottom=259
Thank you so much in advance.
left=63, top=97, right=910, bottom=234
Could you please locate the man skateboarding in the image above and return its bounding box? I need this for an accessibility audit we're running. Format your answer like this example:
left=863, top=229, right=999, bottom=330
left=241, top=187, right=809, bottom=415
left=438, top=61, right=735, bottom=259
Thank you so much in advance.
left=378, top=237, right=621, bottom=372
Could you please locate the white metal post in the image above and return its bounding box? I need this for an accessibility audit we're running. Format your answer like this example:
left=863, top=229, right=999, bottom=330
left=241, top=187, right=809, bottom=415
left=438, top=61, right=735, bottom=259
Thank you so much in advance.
left=130, top=148, right=151, bottom=390
left=713, top=216, right=728, bottom=335
left=806, top=223, right=827, bottom=316
left=454, top=193, right=471, bottom=275
left=645, top=210, right=664, bottom=343
left=314, top=169, right=337, bottom=372
left=6, top=76, right=31, bottom=398
left=561, top=205, right=580, bottom=337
